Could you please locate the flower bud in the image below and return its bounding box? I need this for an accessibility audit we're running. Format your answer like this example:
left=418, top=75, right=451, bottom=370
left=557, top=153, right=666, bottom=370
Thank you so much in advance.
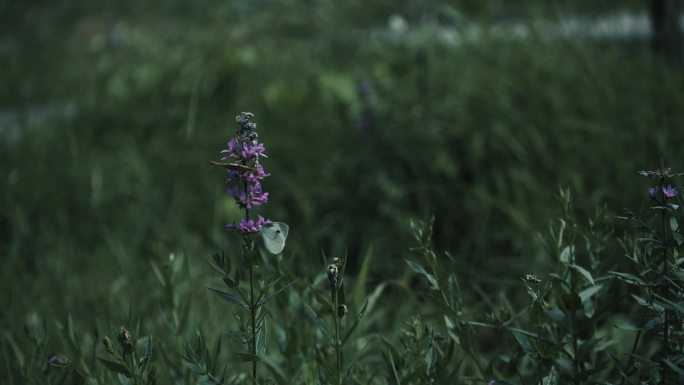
left=117, top=327, right=134, bottom=356
left=524, top=274, right=541, bottom=284
left=48, top=354, right=70, bottom=367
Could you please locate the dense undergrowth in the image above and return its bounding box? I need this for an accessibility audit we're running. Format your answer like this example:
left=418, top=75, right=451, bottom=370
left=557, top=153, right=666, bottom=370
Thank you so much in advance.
left=2, top=1, right=684, bottom=384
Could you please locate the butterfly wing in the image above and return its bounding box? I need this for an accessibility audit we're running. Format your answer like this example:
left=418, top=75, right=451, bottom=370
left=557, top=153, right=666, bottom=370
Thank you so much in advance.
left=260, top=222, right=289, bottom=254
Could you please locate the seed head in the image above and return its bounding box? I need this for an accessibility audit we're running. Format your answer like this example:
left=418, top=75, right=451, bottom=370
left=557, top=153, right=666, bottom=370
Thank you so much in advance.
left=524, top=274, right=541, bottom=284
left=327, top=264, right=338, bottom=280
left=117, top=327, right=134, bottom=356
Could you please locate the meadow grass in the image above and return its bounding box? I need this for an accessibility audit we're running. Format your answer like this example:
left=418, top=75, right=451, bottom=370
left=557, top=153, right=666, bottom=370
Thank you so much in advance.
left=2, top=2, right=684, bottom=384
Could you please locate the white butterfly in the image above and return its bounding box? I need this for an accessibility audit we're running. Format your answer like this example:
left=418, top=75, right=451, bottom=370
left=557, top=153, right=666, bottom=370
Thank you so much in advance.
left=260, top=222, right=289, bottom=254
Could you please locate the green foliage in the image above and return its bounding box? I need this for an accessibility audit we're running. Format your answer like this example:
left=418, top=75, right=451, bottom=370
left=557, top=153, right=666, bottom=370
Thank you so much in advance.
left=3, top=1, right=684, bottom=384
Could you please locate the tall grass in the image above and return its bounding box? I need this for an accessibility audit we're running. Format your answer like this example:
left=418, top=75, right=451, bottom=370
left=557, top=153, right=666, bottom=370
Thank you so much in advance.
left=2, top=2, right=684, bottom=384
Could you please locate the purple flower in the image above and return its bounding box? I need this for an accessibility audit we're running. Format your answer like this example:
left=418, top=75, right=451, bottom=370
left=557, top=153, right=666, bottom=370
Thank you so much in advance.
left=48, top=354, right=69, bottom=367
left=241, top=141, right=266, bottom=160
left=226, top=215, right=272, bottom=233
left=222, top=112, right=272, bottom=233
left=649, top=186, right=658, bottom=199
left=663, top=184, right=678, bottom=198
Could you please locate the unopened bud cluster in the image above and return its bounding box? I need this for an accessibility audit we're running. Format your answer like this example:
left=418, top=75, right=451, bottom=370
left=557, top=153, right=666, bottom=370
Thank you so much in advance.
left=118, top=327, right=134, bottom=356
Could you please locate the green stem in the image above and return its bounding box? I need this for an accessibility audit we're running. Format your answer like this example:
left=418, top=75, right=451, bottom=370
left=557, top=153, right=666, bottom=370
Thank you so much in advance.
left=620, top=308, right=644, bottom=385
left=537, top=285, right=543, bottom=385
left=242, top=159, right=258, bottom=385
left=467, top=350, right=486, bottom=381
left=333, top=284, right=342, bottom=384
left=570, top=269, right=580, bottom=385
left=129, top=354, right=139, bottom=385
left=250, top=262, right=257, bottom=385
left=660, top=183, right=670, bottom=385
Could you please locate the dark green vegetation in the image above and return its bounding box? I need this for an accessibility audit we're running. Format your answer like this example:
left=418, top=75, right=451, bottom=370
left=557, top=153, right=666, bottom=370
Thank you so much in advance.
left=2, top=1, right=684, bottom=384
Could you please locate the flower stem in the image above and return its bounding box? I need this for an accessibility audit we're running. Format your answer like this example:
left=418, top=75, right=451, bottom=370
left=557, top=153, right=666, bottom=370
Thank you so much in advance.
left=333, top=284, right=342, bottom=384
left=129, top=353, right=140, bottom=385
left=536, top=284, right=543, bottom=385
left=250, top=262, right=257, bottom=385
left=570, top=268, right=580, bottom=385
left=660, top=175, right=670, bottom=385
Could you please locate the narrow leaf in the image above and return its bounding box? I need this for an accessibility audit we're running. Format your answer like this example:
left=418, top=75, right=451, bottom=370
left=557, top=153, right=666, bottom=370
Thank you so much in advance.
left=569, top=264, right=594, bottom=285
left=97, top=357, right=133, bottom=377
left=304, top=303, right=335, bottom=347
left=341, top=300, right=369, bottom=346
left=310, top=286, right=333, bottom=315
left=405, top=260, right=439, bottom=289
left=207, top=288, right=247, bottom=308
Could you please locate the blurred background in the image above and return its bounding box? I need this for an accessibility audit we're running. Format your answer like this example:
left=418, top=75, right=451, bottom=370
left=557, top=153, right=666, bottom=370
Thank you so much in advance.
left=1, top=0, right=684, bottom=381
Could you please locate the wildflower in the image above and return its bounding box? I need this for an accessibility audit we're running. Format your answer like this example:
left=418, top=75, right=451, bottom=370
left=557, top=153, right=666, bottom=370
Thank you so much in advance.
left=663, top=184, right=678, bottom=198
left=226, top=215, right=271, bottom=233
left=222, top=112, right=272, bottom=233
left=648, top=186, right=658, bottom=199
left=48, top=354, right=69, bottom=367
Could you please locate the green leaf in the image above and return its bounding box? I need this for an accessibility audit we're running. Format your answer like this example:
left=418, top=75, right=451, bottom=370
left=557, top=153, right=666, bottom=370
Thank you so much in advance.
left=653, top=293, right=684, bottom=315
left=207, top=288, right=247, bottom=308
left=256, top=281, right=295, bottom=307
left=569, top=264, right=594, bottom=285
left=578, top=284, right=603, bottom=303
left=136, top=336, right=153, bottom=375
left=222, top=277, right=236, bottom=288
left=674, top=232, right=684, bottom=246
left=304, top=303, right=335, bottom=347
left=351, top=245, right=374, bottom=309
left=97, top=357, right=133, bottom=377
left=608, top=271, right=645, bottom=285
left=405, top=260, right=439, bottom=290
left=310, top=286, right=333, bottom=315
left=547, top=307, right=571, bottom=334
left=559, top=245, right=574, bottom=265
left=182, top=360, right=207, bottom=376
left=209, top=255, right=227, bottom=277
left=341, top=300, right=368, bottom=346
left=387, top=349, right=402, bottom=385
left=235, top=352, right=260, bottom=362
left=663, top=359, right=684, bottom=376
left=670, top=217, right=680, bottom=232
left=150, top=261, right=166, bottom=288
left=256, top=315, right=266, bottom=356
left=511, top=330, right=535, bottom=356
left=582, top=297, right=595, bottom=319
left=315, top=347, right=338, bottom=383
left=260, top=354, right=288, bottom=385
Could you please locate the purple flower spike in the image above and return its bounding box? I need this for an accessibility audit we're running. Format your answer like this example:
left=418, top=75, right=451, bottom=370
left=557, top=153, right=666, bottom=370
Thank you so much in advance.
left=663, top=185, right=678, bottom=198
left=222, top=112, right=272, bottom=233
left=648, top=186, right=658, bottom=199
